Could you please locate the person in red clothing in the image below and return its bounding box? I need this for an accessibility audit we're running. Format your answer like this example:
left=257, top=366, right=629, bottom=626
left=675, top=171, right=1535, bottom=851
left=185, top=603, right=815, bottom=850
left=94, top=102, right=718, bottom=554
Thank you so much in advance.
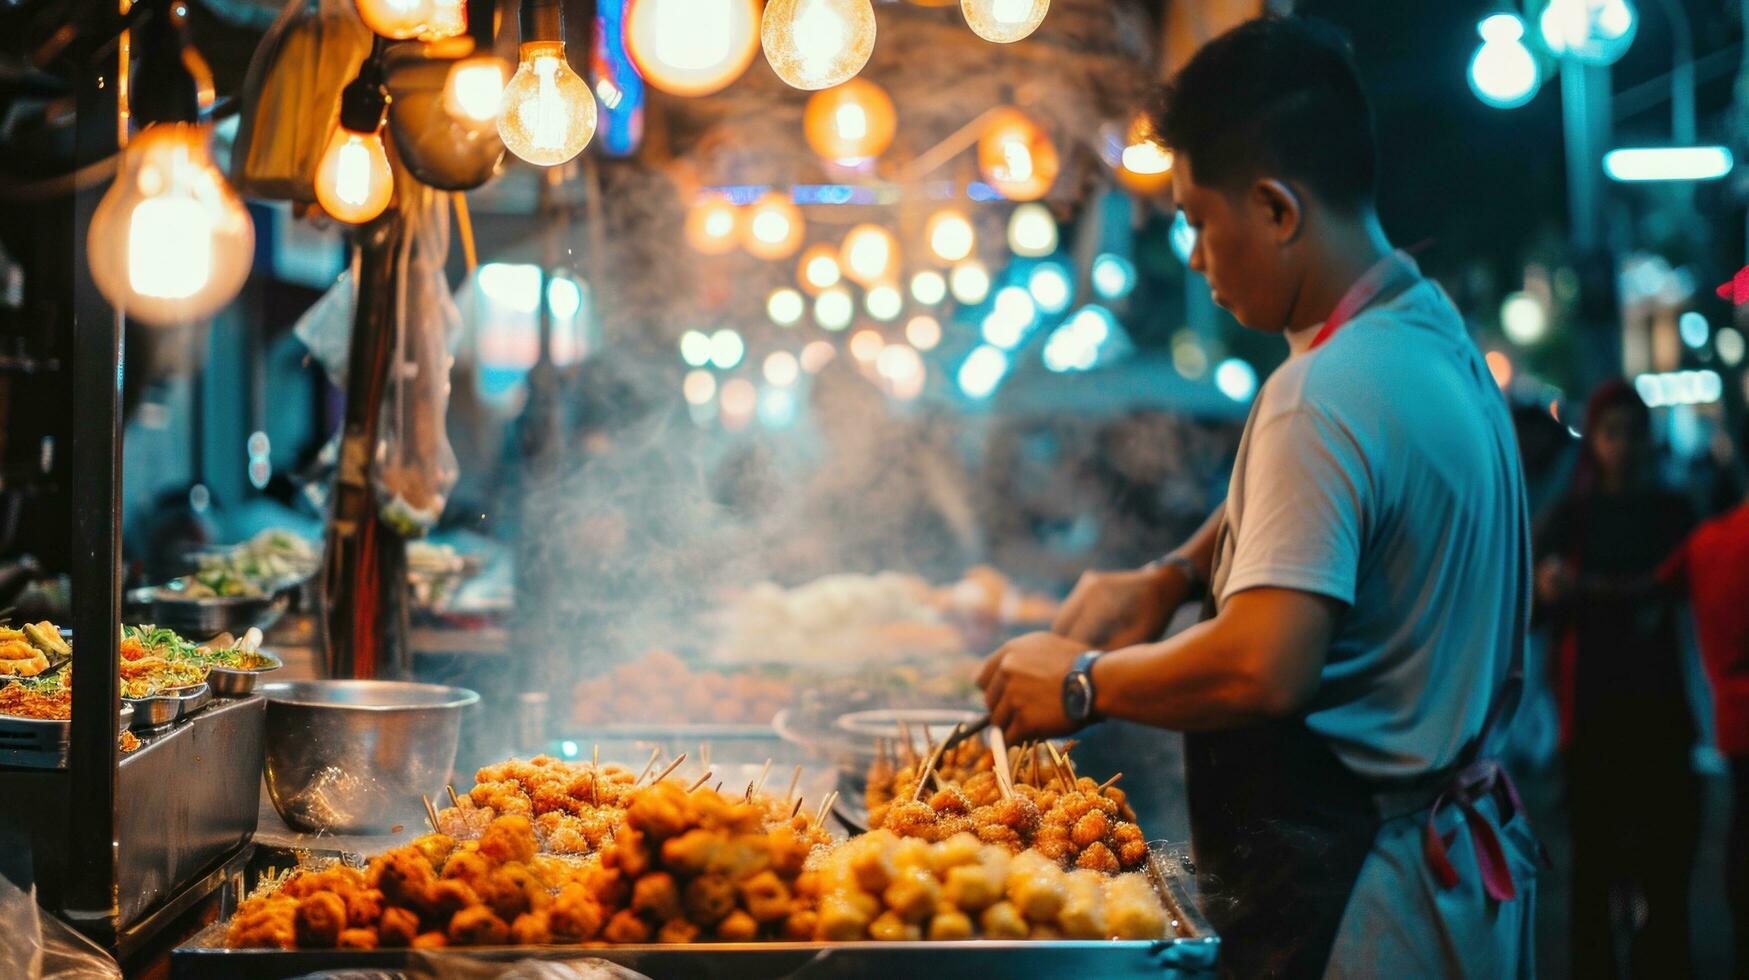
left=1661, top=414, right=1749, bottom=978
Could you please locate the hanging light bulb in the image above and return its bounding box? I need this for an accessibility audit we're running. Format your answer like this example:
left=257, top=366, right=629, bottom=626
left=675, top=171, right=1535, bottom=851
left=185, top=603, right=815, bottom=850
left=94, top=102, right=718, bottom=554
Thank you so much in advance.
left=742, top=191, right=805, bottom=259
left=961, top=0, right=1048, bottom=44
left=761, top=0, right=877, bottom=91
left=356, top=0, right=437, bottom=40
left=498, top=0, right=597, bottom=166
left=840, top=223, right=898, bottom=286
left=1007, top=202, right=1057, bottom=256
left=798, top=243, right=842, bottom=293
left=626, top=0, right=760, bottom=96
left=421, top=0, right=466, bottom=39
left=978, top=108, right=1058, bottom=201
left=315, top=61, right=395, bottom=224
left=926, top=209, right=976, bottom=263
left=444, top=55, right=509, bottom=126
left=1116, top=111, right=1173, bottom=194
left=88, top=124, right=255, bottom=327
left=803, top=78, right=896, bottom=163
left=685, top=194, right=741, bottom=255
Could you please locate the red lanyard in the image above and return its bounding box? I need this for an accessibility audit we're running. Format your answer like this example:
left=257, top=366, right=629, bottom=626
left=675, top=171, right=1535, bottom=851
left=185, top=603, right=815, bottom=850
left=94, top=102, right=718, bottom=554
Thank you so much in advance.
left=1306, top=250, right=1421, bottom=351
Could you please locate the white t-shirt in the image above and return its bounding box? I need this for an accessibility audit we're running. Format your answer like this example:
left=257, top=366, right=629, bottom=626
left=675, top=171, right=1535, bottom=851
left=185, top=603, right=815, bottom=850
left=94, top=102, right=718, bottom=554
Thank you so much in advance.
left=1210, top=273, right=1532, bottom=781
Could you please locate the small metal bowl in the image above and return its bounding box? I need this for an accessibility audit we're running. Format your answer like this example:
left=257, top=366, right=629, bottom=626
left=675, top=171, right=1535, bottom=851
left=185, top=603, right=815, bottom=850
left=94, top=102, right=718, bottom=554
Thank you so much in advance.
left=205, top=650, right=283, bottom=698
left=125, top=584, right=291, bottom=637
left=125, top=683, right=211, bottom=731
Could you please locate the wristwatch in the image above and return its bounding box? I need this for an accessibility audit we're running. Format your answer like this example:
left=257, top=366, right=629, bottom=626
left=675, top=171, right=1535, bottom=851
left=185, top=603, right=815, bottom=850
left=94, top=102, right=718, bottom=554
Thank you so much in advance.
left=1062, top=650, right=1105, bottom=726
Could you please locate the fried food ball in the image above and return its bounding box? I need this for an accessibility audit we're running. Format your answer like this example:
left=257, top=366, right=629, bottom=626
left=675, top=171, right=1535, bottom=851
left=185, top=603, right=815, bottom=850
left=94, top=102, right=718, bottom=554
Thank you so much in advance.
left=882, top=801, right=937, bottom=839
left=738, top=870, right=793, bottom=924
left=715, top=908, right=759, bottom=942
left=683, top=873, right=737, bottom=926
left=441, top=850, right=491, bottom=893
left=627, top=782, right=690, bottom=839
left=1058, top=869, right=1108, bottom=939
left=783, top=909, right=819, bottom=942
left=1075, top=841, right=1120, bottom=875
left=660, top=828, right=726, bottom=875
left=292, top=892, right=346, bottom=948
left=508, top=911, right=552, bottom=945
left=928, top=787, right=971, bottom=814
left=1104, top=873, right=1169, bottom=940
left=1071, top=810, right=1110, bottom=850
left=1032, top=835, right=1073, bottom=863
left=1006, top=852, right=1067, bottom=923
left=412, top=833, right=458, bottom=868
left=816, top=895, right=872, bottom=941
left=943, top=862, right=1002, bottom=912
left=975, top=823, right=1022, bottom=849
left=369, top=850, right=437, bottom=911
left=548, top=884, right=604, bottom=941
left=448, top=906, right=511, bottom=946
left=378, top=906, right=420, bottom=948
left=929, top=832, right=982, bottom=872
left=1118, top=839, right=1150, bottom=869
left=928, top=908, right=975, bottom=941
left=602, top=909, right=652, bottom=944
left=979, top=900, right=1029, bottom=939
left=337, top=927, right=378, bottom=949
left=632, top=871, right=683, bottom=921
left=766, top=825, right=813, bottom=878
left=412, top=931, right=449, bottom=949
left=425, top=880, right=480, bottom=922
left=883, top=866, right=941, bottom=924
left=655, top=916, right=700, bottom=944
left=849, top=844, right=896, bottom=893
left=478, top=815, right=538, bottom=866
left=224, top=896, right=297, bottom=949
left=483, top=863, right=549, bottom=921
left=605, top=827, right=653, bottom=878
left=868, top=909, right=923, bottom=942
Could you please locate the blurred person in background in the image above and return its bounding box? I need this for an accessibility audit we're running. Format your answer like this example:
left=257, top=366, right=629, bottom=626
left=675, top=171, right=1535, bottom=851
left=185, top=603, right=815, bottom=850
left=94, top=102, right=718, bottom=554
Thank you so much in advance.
left=1659, top=413, right=1749, bottom=978
left=1535, top=379, right=1699, bottom=978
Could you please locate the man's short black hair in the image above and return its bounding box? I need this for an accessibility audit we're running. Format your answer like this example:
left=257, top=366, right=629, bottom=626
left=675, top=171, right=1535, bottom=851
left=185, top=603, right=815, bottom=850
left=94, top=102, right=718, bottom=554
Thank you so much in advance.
left=1151, top=16, right=1377, bottom=212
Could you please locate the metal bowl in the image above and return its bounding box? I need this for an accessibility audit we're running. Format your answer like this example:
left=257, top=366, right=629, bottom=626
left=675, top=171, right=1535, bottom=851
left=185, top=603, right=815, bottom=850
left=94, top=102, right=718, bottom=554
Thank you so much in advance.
left=206, top=650, right=284, bottom=698
left=125, top=585, right=290, bottom=637
left=260, top=680, right=480, bottom=835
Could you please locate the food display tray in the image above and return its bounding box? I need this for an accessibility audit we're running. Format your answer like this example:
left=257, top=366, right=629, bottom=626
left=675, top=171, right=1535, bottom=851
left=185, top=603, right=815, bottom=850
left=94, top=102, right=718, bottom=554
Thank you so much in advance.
left=0, top=702, right=134, bottom=768
left=126, top=682, right=212, bottom=730
left=206, top=650, right=284, bottom=698
left=125, top=584, right=293, bottom=637
left=170, top=847, right=1218, bottom=979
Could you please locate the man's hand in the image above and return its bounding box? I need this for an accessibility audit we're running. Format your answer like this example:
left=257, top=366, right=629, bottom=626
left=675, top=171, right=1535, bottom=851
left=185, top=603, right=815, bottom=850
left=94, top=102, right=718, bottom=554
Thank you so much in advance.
left=978, top=631, right=1092, bottom=742
left=1052, top=565, right=1188, bottom=649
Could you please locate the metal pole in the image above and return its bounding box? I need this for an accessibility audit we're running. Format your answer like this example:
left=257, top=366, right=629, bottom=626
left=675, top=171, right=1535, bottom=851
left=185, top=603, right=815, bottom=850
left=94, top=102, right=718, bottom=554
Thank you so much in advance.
left=1653, top=0, right=1696, bottom=145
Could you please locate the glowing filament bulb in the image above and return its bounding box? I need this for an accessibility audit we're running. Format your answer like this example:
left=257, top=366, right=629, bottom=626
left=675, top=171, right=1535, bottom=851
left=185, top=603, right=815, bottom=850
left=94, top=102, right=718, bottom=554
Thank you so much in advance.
left=498, top=41, right=598, bottom=166
left=962, top=0, right=1048, bottom=43
left=315, top=127, right=394, bottom=224
left=836, top=102, right=868, bottom=140
left=130, top=197, right=211, bottom=299
left=1001, top=141, right=1034, bottom=182
left=657, top=4, right=732, bottom=68
left=445, top=56, right=508, bottom=124
left=761, top=0, right=876, bottom=90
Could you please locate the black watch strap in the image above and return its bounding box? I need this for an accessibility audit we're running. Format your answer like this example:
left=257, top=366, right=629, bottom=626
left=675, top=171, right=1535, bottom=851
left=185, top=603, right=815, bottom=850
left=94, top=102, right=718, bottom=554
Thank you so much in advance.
left=1062, top=649, right=1105, bottom=725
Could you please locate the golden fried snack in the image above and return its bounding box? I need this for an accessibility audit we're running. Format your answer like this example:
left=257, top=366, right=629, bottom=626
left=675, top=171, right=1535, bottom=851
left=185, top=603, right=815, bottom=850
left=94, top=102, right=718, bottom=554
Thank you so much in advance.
left=426, top=880, right=480, bottom=922
left=510, top=911, right=554, bottom=945
left=868, top=909, right=922, bottom=941
left=412, top=931, right=449, bottom=949
left=715, top=909, right=759, bottom=942
left=631, top=871, right=683, bottom=922
left=661, top=828, right=727, bottom=876
left=225, top=896, right=297, bottom=949
left=738, top=870, right=792, bottom=924
left=605, top=827, right=653, bottom=878
left=478, top=815, right=538, bottom=865
left=548, top=884, right=605, bottom=941
left=1104, top=873, right=1168, bottom=940
left=369, top=849, right=437, bottom=911
left=448, top=906, right=511, bottom=946
left=816, top=895, right=872, bottom=941
left=657, top=917, right=701, bottom=944
left=783, top=909, right=819, bottom=941
left=292, top=892, right=346, bottom=948
left=378, top=906, right=420, bottom=947
left=602, top=909, right=652, bottom=944
left=683, top=873, right=737, bottom=926
left=1074, top=841, right=1120, bottom=875
left=882, top=866, right=941, bottom=924
left=928, top=908, right=975, bottom=941
left=337, top=928, right=378, bottom=949
left=1058, top=869, right=1108, bottom=939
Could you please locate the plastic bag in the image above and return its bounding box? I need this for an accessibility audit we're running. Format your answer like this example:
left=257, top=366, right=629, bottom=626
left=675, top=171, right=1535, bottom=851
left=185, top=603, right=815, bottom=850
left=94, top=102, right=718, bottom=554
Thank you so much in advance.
left=293, top=260, right=359, bottom=389
left=0, top=874, right=123, bottom=980
left=373, top=186, right=462, bottom=537
left=230, top=0, right=372, bottom=201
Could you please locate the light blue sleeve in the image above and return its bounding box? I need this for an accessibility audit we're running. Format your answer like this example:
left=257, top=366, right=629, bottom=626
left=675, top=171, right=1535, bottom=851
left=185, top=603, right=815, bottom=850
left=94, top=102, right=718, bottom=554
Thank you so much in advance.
left=1221, top=407, right=1367, bottom=606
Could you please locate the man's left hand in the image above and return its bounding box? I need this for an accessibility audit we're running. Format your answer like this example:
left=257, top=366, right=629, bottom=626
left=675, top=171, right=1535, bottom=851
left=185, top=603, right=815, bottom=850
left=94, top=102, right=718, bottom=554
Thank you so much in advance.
left=978, top=631, right=1092, bottom=742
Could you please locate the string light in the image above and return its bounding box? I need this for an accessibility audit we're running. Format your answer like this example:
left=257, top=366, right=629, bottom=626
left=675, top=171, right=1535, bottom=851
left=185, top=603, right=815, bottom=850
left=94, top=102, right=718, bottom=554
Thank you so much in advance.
left=949, top=260, right=990, bottom=304
left=686, top=195, right=741, bottom=254
left=626, top=0, right=760, bottom=96
left=680, top=330, right=713, bottom=366
left=683, top=369, right=718, bottom=404
left=850, top=328, right=885, bottom=362
left=499, top=0, right=597, bottom=166
left=743, top=191, right=805, bottom=259
left=761, top=0, right=877, bottom=90
left=905, top=314, right=942, bottom=350
left=444, top=56, right=510, bottom=126
left=315, top=60, right=394, bottom=224
left=840, top=224, right=898, bottom=286
left=815, top=286, right=854, bottom=330
left=763, top=350, right=800, bottom=386
left=768, top=287, right=806, bottom=326
left=356, top=0, right=436, bottom=40
left=926, top=209, right=976, bottom=263
left=798, top=243, right=842, bottom=292
left=865, top=283, right=903, bottom=321
left=804, top=78, right=896, bottom=163
left=801, top=339, right=837, bottom=372
left=1007, top=203, right=1057, bottom=256
left=978, top=108, right=1058, bottom=201
left=910, top=270, right=947, bottom=306
left=960, top=0, right=1048, bottom=43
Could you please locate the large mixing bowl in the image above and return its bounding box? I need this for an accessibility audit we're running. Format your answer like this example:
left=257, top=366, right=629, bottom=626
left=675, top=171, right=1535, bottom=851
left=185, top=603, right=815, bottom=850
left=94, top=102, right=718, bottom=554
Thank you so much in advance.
left=260, top=680, right=479, bottom=835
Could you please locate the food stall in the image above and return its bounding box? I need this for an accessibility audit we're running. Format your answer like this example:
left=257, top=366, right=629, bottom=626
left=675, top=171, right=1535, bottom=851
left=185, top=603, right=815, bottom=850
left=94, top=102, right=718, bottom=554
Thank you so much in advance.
left=0, top=0, right=1260, bottom=973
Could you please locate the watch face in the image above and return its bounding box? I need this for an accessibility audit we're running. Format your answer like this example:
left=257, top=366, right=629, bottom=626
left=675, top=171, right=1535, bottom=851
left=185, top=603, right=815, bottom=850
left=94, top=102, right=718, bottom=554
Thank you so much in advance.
left=1062, top=672, right=1092, bottom=722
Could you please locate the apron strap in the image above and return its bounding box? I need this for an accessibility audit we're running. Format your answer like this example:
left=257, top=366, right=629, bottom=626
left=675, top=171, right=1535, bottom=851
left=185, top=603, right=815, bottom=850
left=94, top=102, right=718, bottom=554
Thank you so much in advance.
left=1419, top=759, right=1547, bottom=903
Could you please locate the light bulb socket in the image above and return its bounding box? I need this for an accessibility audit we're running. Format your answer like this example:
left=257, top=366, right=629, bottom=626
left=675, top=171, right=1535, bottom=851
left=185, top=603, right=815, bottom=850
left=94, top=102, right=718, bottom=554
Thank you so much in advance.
left=338, top=58, right=389, bottom=133
left=469, top=0, right=496, bottom=47
left=133, top=7, right=204, bottom=124
left=519, top=0, right=561, bottom=43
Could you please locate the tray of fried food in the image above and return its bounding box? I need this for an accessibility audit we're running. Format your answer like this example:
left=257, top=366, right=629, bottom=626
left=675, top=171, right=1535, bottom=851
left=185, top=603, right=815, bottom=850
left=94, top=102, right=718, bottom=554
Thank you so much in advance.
left=865, top=738, right=1147, bottom=874
left=225, top=771, right=838, bottom=950
left=0, top=622, right=70, bottom=680
left=0, top=683, right=141, bottom=767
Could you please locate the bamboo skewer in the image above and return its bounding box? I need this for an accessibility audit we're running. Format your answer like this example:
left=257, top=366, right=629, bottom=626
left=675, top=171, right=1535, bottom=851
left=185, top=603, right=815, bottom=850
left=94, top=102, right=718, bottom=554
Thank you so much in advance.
left=790, top=796, right=805, bottom=819
left=592, top=744, right=600, bottom=771
left=816, top=791, right=838, bottom=826
left=1030, top=743, right=1043, bottom=788
left=1044, top=742, right=1074, bottom=791
left=784, top=764, right=803, bottom=804
left=421, top=794, right=441, bottom=834
left=588, top=771, right=598, bottom=806
left=651, top=752, right=688, bottom=786
left=446, top=784, right=463, bottom=810
left=634, top=747, right=662, bottom=785
left=1097, top=772, right=1125, bottom=793
left=897, top=720, right=916, bottom=765
left=752, top=758, right=773, bottom=799
left=911, top=723, right=960, bottom=802
left=989, top=726, right=1015, bottom=801
left=688, top=771, right=714, bottom=792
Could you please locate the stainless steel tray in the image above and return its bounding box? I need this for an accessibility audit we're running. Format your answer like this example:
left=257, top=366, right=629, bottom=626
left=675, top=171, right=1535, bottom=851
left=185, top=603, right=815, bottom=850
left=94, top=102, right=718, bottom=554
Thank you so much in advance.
left=125, top=584, right=292, bottom=637
left=0, top=702, right=134, bottom=768
left=171, top=845, right=1218, bottom=979
left=126, top=683, right=212, bottom=731
left=206, top=650, right=283, bottom=698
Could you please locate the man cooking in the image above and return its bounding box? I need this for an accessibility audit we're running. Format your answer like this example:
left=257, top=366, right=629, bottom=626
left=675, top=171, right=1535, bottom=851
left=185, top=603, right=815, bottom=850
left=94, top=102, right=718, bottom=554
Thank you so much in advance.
left=977, top=16, right=1539, bottom=978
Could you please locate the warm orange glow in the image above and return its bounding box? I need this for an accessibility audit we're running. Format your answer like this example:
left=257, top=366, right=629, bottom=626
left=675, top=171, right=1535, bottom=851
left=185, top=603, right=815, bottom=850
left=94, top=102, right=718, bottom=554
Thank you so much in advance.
left=1485, top=350, right=1513, bottom=388
left=1115, top=110, right=1173, bottom=195
left=626, top=0, right=760, bottom=96
left=977, top=108, right=1058, bottom=202
left=314, top=125, right=395, bottom=224
left=354, top=0, right=435, bottom=39
left=742, top=191, right=805, bottom=259
left=926, top=209, right=976, bottom=263
left=685, top=195, right=741, bottom=255
left=803, top=78, right=896, bottom=163
left=797, top=243, right=842, bottom=292
left=849, top=328, right=885, bottom=362
left=839, top=223, right=898, bottom=286
left=760, top=0, right=877, bottom=90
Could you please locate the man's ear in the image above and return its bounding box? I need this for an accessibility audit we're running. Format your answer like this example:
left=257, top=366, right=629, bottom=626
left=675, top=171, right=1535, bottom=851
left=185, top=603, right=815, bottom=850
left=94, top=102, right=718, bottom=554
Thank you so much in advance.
left=1253, top=179, right=1303, bottom=243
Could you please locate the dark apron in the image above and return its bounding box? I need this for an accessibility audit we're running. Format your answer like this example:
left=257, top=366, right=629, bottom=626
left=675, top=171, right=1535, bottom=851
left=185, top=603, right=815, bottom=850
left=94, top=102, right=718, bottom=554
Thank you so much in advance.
left=1185, top=254, right=1532, bottom=978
